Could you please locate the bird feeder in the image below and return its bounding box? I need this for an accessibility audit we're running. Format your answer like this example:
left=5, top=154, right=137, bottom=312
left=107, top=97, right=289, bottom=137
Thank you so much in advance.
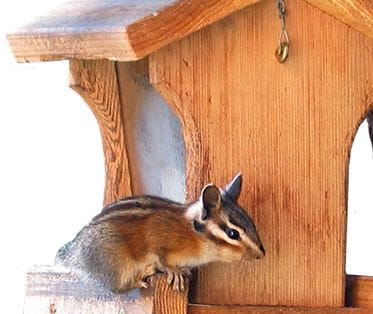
left=7, top=0, right=373, bottom=313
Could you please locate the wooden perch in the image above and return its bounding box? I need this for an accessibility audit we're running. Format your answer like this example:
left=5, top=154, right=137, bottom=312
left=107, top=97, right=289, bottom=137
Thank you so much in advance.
left=24, top=267, right=153, bottom=314
left=23, top=270, right=373, bottom=313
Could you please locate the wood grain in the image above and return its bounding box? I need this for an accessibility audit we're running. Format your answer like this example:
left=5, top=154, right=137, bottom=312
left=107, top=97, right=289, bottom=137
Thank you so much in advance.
left=69, top=59, right=132, bottom=205
left=150, top=0, right=373, bottom=307
left=154, top=276, right=188, bottom=314
left=7, top=0, right=262, bottom=63
left=189, top=305, right=373, bottom=314
left=304, top=0, right=373, bottom=39
left=346, top=275, right=373, bottom=308
left=24, top=267, right=153, bottom=314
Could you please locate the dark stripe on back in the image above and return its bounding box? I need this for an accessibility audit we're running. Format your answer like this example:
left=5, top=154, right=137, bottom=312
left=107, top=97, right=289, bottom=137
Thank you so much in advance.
left=93, top=195, right=187, bottom=221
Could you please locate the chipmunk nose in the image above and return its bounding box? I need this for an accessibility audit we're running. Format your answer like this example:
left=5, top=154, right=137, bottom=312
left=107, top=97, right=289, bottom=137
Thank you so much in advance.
left=260, top=244, right=265, bottom=256
left=256, top=244, right=265, bottom=259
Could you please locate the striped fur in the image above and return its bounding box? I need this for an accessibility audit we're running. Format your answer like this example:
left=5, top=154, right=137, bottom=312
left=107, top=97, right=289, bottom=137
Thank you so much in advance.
left=55, top=175, right=264, bottom=292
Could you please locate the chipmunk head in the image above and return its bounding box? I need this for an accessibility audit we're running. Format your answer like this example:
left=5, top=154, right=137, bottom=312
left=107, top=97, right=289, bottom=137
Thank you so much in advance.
left=189, top=174, right=265, bottom=262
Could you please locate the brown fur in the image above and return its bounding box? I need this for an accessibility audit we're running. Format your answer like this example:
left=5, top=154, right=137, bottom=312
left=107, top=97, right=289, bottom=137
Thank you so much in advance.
left=55, top=176, right=264, bottom=293
left=105, top=210, right=203, bottom=266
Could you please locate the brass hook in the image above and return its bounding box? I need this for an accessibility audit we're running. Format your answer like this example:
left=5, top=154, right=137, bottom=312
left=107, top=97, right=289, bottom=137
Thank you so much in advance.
left=275, top=0, right=289, bottom=64
left=275, top=41, right=289, bottom=63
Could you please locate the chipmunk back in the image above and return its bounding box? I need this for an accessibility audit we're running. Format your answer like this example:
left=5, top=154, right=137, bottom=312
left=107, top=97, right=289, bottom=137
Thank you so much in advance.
left=56, top=174, right=265, bottom=292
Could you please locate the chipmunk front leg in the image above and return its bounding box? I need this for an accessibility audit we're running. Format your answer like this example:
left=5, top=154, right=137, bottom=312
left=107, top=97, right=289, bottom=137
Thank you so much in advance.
left=139, top=263, right=161, bottom=289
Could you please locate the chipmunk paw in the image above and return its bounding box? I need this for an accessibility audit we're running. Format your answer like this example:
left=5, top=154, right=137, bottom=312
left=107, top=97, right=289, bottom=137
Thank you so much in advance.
left=161, top=267, right=191, bottom=292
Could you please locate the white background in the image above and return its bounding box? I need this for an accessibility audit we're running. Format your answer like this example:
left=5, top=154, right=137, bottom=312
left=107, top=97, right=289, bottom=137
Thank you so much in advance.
left=0, top=1, right=372, bottom=313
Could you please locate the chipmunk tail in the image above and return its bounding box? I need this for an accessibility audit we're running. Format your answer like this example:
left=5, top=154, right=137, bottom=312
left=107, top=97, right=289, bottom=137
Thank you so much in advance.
left=54, top=229, right=84, bottom=267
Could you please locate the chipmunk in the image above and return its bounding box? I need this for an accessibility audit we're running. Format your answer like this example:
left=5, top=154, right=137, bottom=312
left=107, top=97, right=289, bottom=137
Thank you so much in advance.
left=55, top=174, right=265, bottom=293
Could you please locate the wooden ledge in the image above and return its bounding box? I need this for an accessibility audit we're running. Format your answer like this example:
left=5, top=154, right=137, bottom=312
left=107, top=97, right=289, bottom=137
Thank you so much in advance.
left=24, top=266, right=154, bottom=314
left=23, top=269, right=373, bottom=313
left=346, top=275, right=373, bottom=308
left=6, top=0, right=261, bottom=63
left=189, top=305, right=373, bottom=313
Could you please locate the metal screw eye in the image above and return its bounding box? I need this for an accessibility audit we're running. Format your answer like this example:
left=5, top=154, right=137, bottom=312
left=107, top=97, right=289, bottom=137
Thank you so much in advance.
left=275, top=41, right=290, bottom=63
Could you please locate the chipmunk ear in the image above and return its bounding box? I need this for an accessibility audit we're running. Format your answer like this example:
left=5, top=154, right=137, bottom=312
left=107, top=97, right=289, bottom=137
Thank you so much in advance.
left=224, top=173, right=242, bottom=201
left=201, top=184, right=221, bottom=220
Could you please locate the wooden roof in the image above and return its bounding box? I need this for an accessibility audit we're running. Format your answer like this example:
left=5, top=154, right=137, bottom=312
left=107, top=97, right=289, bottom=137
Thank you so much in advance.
left=7, top=0, right=373, bottom=63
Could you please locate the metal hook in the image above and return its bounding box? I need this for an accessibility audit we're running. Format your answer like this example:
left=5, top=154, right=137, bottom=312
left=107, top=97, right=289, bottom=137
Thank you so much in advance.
left=275, top=41, right=289, bottom=63
left=277, top=0, right=285, bottom=17
left=275, top=0, right=290, bottom=64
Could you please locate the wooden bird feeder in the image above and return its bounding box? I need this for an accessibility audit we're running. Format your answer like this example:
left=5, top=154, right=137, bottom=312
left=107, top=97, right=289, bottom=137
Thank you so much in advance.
left=8, top=0, right=373, bottom=313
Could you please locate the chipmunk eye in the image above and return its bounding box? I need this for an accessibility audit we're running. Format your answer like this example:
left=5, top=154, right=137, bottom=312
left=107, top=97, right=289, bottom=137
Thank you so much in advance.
left=226, top=228, right=240, bottom=240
